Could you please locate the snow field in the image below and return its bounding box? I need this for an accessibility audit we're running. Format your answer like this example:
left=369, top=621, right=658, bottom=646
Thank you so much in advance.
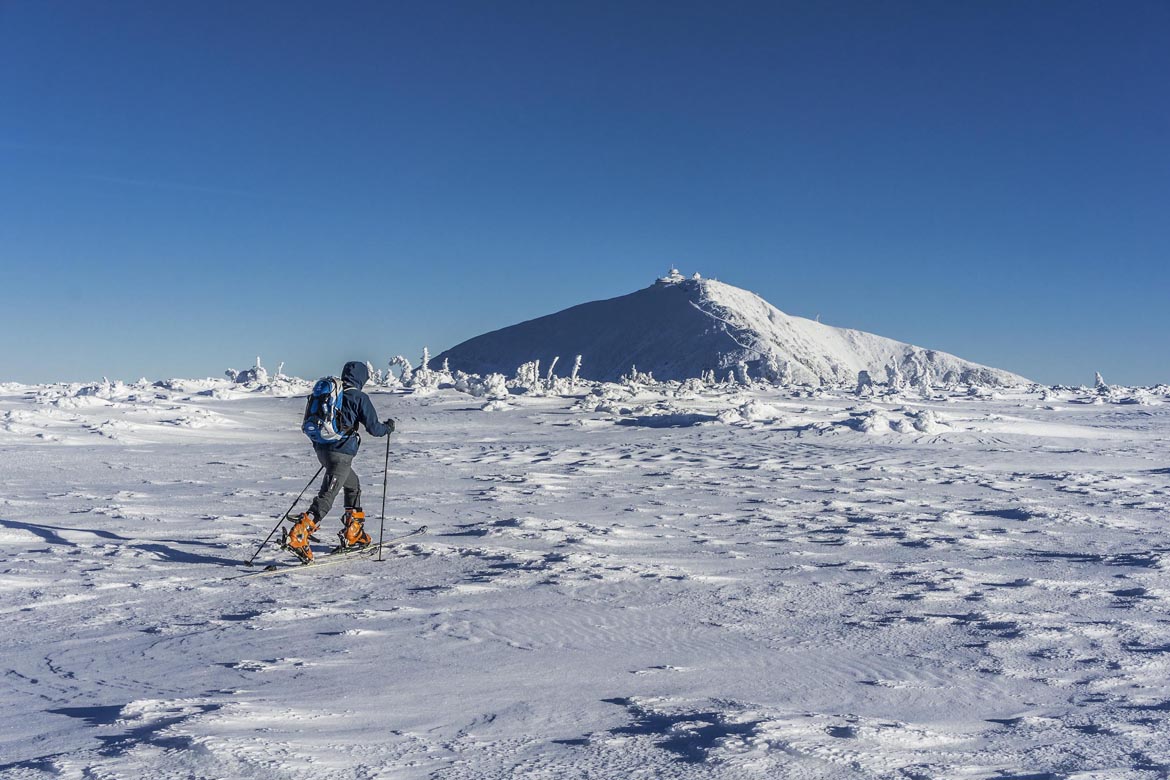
left=1, top=378, right=1169, bottom=778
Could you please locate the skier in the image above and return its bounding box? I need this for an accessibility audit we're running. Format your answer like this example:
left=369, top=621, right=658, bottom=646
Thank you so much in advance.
left=284, top=361, right=395, bottom=562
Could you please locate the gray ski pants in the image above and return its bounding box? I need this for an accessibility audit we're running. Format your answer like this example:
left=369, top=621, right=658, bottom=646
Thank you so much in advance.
left=308, top=448, right=361, bottom=521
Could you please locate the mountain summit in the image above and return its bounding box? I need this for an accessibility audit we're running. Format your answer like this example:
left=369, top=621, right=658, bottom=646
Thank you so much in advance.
left=433, top=270, right=1027, bottom=386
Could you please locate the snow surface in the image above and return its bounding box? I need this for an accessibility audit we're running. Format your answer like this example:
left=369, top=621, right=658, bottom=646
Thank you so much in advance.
left=432, top=273, right=1028, bottom=387
left=3, top=376, right=1170, bottom=778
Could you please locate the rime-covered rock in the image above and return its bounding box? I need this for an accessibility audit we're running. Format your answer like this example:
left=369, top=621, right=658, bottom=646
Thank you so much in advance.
left=229, top=357, right=269, bottom=385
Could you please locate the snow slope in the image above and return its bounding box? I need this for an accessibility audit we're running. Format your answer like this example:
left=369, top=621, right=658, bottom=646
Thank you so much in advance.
left=432, top=272, right=1029, bottom=386
left=2, top=378, right=1169, bottom=778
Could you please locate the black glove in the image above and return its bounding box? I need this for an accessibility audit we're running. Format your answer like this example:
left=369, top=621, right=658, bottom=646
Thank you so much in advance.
left=383, top=419, right=396, bottom=435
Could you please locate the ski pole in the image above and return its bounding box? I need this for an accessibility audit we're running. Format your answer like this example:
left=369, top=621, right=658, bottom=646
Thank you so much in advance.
left=378, top=430, right=390, bottom=562
left=244, top=464, right=325, bottom=566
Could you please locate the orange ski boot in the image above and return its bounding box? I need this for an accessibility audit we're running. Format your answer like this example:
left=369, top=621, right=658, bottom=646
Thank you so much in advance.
left=281, top=512, right=320, bottom=563
left=336, top=508, right=372, bottom=552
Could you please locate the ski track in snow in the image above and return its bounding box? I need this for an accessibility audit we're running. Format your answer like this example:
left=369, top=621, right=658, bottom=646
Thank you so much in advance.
left=1, top=380, right=1169, bottom=778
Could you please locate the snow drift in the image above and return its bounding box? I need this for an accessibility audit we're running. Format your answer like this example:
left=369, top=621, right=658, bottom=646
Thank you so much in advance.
left=432, top=271, right=1028, bottom=386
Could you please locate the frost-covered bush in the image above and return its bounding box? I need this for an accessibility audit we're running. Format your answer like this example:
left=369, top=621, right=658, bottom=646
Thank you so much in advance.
left=844, top=407, right=893, bottom=434
left=539, top=355, right=583, bottom=396
left=547, top=357, right=592, bottom=396
left=720, top=399, right=785, bottom=424
left=380, top=366, right=401, bottom=388
left=621, top=365, right=656, bottom=386
left=906, top=408, right=945, bottom=433
left=388, top=355, right=414, bottom=384
left=574, top=383, right=635, bottom=414
left=455, top=372, right=508, bottom=399
left=547, top=376, right=579, bottom=396
left=666, top=377, right=707, bottom=401
left=511, top=360, right=544, bottom=394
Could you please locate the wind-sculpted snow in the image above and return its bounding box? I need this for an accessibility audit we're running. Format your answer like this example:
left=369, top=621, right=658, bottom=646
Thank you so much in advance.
left=433, top=273, right=1029, bottom=387
left=1, top=379, right=1169, bottom=778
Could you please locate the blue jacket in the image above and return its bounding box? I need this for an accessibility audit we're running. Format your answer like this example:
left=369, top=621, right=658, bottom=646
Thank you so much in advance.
left=315, top=361, right=393, bottom=456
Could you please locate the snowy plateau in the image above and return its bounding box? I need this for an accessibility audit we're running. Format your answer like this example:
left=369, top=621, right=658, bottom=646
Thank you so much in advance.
left=2, top=366, right=1170, bottom=779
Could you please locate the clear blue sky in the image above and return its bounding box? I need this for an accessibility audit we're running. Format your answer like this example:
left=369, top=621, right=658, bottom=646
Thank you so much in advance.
left=2, top=1, right=1167, bottom=385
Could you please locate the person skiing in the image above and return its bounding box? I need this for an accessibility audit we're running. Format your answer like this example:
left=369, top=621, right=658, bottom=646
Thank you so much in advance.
left=283, top=361, right=394, bottom=563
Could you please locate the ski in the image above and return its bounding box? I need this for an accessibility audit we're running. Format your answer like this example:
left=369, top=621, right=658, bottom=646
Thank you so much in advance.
left=227, top=525, right=427, bottom=580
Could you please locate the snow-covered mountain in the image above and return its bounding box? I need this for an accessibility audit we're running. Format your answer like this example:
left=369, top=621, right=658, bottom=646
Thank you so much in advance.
left=433, top=271, right=1028, bottom=386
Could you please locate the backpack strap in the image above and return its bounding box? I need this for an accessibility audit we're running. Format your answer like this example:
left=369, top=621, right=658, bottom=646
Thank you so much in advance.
left=337, top=387, right=362, bottom=443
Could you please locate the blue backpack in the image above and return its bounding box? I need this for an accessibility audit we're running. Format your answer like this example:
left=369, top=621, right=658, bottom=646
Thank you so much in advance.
left=302, top=376, right=351, bottom=444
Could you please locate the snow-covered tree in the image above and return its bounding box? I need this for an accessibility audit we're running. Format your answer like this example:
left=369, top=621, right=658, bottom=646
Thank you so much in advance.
left=408, top=348, right=441, bottom=392
left=886, top=361, right=906, bottom=392
left=856, top=370, right=875, bottom=397
left=570, top=355, right=582, bottom=388
left=918, top=363, right=934, bottom=394
left=762, top=355, right=783, bottom=385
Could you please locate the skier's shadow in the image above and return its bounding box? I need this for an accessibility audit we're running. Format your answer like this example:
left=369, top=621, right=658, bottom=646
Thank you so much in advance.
left=127, top=543, right=241, bottom=566
left=0, top=518, right=239, bottom=566
left=0, top=518, right=124, bottom=547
